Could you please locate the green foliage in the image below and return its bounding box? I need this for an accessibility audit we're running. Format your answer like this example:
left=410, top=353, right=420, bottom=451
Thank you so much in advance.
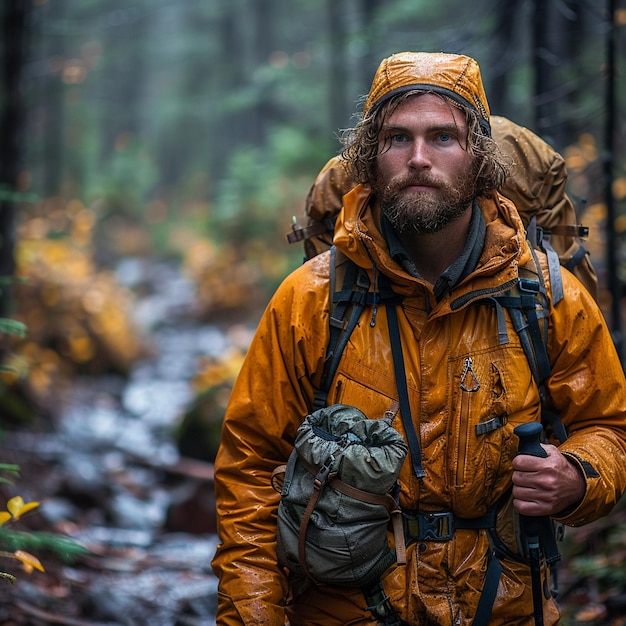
left=0, top=528, right=88, bottom=564
left=87, top=137, right=159, bottom=218
left=0, top=464, right=20, bottom=486
left=0, top=186, right=37, bottom=204
left=0, top=319, right=27, bottom=339
left=214, top=124, right=331, bottom=237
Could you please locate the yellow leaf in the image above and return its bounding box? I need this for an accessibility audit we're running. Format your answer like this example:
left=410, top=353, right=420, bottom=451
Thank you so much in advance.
left=7, top=496, right=40, bottom=521
left=13, top=550, right=44, bottom=573
left=7, top=496, right=24, bottom=516
left=0, top=512, right=11, bottom=526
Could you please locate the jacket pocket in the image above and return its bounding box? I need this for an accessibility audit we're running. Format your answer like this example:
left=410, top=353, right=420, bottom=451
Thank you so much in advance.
left=449, top=348, right=531, bottom=515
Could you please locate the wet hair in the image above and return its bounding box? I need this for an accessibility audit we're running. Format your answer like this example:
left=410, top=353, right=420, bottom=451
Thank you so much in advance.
left=340, top=90, right=509, bottom=197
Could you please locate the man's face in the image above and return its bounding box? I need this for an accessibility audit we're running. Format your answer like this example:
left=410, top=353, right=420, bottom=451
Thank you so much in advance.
left=373, top=93, right=479, bottom=234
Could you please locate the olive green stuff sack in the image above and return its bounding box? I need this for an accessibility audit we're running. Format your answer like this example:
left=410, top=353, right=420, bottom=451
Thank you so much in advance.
left=273, top=404, right=407, bottom=588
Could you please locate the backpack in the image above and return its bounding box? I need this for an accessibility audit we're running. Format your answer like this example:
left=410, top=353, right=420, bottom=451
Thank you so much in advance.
left=271, top=404, right=408, bottom=590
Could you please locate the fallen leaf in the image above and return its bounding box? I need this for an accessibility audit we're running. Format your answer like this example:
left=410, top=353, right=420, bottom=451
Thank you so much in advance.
left=13, top=550, right=44, bottom=573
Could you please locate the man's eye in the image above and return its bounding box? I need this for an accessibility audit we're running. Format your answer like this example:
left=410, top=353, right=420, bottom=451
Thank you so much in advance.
left=391, top=134, right=407, bottom=143
left=437, top=133, right=456, bottom=143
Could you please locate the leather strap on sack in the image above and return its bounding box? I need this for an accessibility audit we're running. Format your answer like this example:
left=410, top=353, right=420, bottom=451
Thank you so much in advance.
left=298, top=449, right=345, bottom=581
left=298, top=471, right=329, bottom=582
left=270, top=464, right=287, bottom=492
left=328, top=476, right=406, bottom=564
left=286, top=218, right=333, bottom=244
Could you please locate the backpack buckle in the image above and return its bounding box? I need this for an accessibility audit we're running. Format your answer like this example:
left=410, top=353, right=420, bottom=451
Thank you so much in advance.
left=518, top=277, right=540, bottom=295
left=403, top=511, right=454, bottom=541
left=314, top=450, right=344, bottom=487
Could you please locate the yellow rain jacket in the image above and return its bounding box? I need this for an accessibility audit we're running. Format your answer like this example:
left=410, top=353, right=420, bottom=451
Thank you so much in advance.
left=212, top=183, right=626, bottom=625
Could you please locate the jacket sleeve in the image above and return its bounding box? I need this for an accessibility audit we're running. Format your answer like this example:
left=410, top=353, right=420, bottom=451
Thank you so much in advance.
left=211, top=257, right=330, bottom=625
left=545, top=268, right=626, bottom=526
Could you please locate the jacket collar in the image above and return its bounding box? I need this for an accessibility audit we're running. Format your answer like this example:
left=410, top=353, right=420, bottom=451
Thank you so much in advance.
left=333, top=183, right=531, bottom=306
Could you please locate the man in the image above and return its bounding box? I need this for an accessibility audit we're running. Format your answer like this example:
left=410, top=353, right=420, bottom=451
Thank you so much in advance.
left=212, top=52, right=626, bottom=625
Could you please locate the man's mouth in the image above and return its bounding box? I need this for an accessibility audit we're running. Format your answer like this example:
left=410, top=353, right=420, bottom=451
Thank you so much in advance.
left=402, top=181, right=438, bottom=192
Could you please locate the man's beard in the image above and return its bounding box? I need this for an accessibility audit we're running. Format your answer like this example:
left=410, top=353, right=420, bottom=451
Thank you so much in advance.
left=375, top=168, right=478, bottom=235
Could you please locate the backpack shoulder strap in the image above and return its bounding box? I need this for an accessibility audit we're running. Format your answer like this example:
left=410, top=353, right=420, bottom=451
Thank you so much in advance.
left=502, top=246, right=551, bottom=385
left=491, top=247, right=568, bottom=443
left=526, top=215, right=589, bottom=305
left=312, top=247, right=370, bottom=410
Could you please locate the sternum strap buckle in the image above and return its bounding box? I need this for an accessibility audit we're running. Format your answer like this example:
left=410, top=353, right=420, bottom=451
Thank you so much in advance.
left=403, top=511, right=454, bottom=541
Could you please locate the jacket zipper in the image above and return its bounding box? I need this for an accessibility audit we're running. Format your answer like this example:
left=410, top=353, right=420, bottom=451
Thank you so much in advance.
left=456, top=358, right=480, bottom=488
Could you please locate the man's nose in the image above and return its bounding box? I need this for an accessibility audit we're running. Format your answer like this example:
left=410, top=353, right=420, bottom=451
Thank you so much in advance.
left=407, top=139, right=431, bottom=169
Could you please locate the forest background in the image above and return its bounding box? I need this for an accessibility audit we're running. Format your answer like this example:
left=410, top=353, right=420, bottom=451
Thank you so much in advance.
left=4, top=0, right=626, bottom=336
left=0, top=0, right=626, bottom=624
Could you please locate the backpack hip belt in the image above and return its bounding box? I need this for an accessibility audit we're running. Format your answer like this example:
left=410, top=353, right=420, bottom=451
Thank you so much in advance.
left=403, top=509, right=496, bottom=543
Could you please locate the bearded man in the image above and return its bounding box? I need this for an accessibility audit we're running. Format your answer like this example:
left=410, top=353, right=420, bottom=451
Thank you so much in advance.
left=212, top=52, right=626, bottom=625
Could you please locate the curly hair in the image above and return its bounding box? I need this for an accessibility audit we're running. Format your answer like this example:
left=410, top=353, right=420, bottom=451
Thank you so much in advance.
left=340, top=90, right=509, bottom=197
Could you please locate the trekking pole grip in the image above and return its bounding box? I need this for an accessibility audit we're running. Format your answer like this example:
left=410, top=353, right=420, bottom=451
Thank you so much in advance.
left=514, top=421, right=547, bottom=626
left=515, top=422, right=547, bottom=459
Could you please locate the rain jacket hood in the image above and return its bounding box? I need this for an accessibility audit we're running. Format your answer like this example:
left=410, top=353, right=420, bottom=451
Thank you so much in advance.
left=364, top=52, right=491, bottom=135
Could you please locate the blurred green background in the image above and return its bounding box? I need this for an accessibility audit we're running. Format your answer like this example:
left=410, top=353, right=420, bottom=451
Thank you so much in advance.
left=6, top=0, right=625, bottom=301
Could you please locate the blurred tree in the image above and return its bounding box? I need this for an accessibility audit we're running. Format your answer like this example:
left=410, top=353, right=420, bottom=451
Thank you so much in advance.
left=532, top=0, right=553, bottom=140
left=489, top=0, right=526, bottom=121
left=0, top=0, right=31, bottom=318
left=327, top=0, right=348, bottom=135
left=33, top=0, right=65, bottom=197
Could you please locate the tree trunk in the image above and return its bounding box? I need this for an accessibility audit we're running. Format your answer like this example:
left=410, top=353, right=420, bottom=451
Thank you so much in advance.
left=489, top=0, right=523, bottom=120
left=0, top=0, right=30, bottom=317
left=532, top=0, right=556, bottom=142
left=251, top=0, right=275, bottom=146
left=359, top=0, right=384, bottom=94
